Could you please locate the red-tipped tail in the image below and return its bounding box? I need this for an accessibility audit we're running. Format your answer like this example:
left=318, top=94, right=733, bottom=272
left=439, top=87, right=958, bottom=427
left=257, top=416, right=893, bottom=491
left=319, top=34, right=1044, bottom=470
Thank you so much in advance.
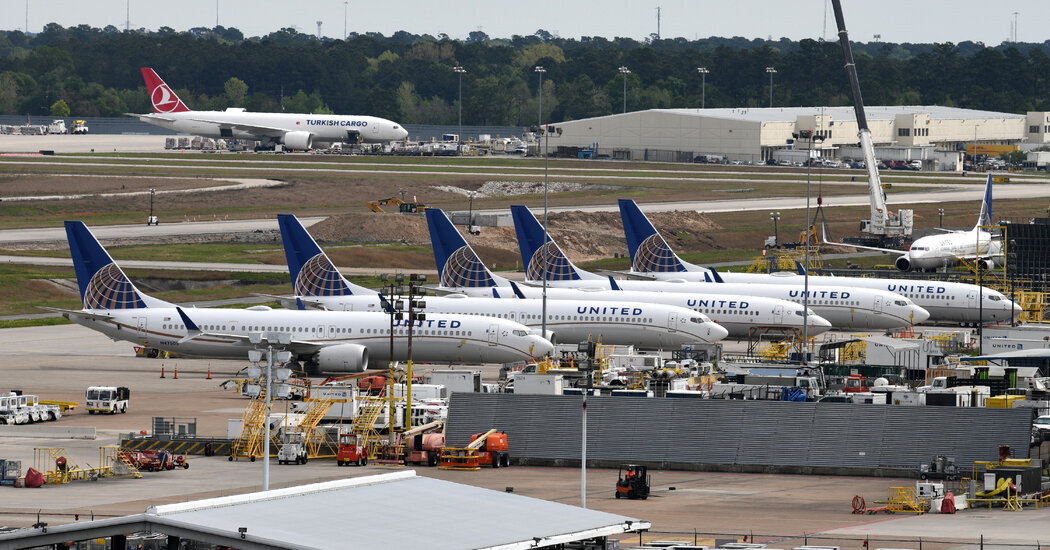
left=140, top=68, right=190, bottom=113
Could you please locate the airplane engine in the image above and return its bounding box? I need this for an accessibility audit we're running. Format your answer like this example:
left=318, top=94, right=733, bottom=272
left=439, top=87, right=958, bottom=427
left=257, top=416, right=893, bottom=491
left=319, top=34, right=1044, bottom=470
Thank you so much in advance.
left=894, top=255, right=912, bottom=271
left=281, top=131, right=313, bottom=150
left=979, top=259, right=996, bottom=271
left=315, top=344, right=368, bottom=372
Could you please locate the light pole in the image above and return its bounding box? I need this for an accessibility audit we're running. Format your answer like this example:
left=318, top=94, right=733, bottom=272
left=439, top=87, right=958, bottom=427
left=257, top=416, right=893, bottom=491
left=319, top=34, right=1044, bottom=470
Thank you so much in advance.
left=696, top=67, right=709, bottom=109
left=619, top=66, right=631, bottom=114
left=766, top=67, right=776, bottom=108
left=343, top=1, right=348, bottom=39
left=534, top=66, right=546, bottom=129
left=972, top=124, right=979, bottom=171
left=454, top=65, right=466, bottom=144
left=938, top=208, right=945, bottom=228
left=793, top=130, right=823, bottom=362
left=769, top=211, right=780, bottom=247
left=148, top=188, right=156, bottom=226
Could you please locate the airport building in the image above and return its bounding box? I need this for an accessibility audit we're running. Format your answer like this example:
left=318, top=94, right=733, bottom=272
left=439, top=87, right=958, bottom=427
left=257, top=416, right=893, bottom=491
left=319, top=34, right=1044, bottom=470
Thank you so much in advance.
left=549, top=106, right=1050, bottom=170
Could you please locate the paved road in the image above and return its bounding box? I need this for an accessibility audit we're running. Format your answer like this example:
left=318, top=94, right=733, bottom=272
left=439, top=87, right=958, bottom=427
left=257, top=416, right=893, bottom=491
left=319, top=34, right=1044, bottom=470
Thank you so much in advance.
left=0, top=217, right=325, bottom=244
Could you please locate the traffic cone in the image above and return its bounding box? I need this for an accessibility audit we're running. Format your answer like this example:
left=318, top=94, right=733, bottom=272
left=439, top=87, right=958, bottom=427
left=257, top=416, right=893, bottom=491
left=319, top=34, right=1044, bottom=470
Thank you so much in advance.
left=173, top=365, right=178, bottom=379
left=206, top=366, right=212, bottom=380
left=160, top=365, right=165, bottom=378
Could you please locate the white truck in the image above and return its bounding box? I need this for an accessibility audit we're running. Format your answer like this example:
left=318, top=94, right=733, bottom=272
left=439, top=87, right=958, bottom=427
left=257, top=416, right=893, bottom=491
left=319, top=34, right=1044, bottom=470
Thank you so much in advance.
left=86, top=386, right=129, bottom=414
left=277, top=434, right=308, bottom=465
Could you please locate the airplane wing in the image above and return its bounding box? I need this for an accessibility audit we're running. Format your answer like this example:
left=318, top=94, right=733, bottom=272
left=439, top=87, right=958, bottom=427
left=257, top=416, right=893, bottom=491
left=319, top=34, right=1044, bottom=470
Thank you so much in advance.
left=132, top=113, right=178, bottom=123
left=251, top=293, right=326, bottom=311
left=819, top=222, right=905, bottom=255
left=603, top=270, right=661, bottom=281
left=187, top=117, right=288, bottom=137
left=37, top=306, right=113, bottom=321
left=174, top=307, right=327, bottom=354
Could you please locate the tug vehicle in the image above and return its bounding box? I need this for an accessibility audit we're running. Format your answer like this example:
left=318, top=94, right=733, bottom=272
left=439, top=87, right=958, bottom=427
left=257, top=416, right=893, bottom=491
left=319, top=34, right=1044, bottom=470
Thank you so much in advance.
left=86, top=386, right=129, bottom=414
left=336, top=432, right=368, bottom=467
left=615, top=464, right=651, bottom=500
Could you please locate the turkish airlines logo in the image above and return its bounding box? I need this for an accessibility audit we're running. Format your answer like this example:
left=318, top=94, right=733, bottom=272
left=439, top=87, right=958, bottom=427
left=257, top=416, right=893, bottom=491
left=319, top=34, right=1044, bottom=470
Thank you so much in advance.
left=151, top=84, right=180, bottom=113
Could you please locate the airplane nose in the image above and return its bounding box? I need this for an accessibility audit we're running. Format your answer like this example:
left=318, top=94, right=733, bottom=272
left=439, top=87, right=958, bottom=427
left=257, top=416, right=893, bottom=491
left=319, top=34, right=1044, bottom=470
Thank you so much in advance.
left=709, top=324, right=729, bottom=342
left=530, top=336, right=554, bottom=357
left=396, top=127, right=408, bottom=140
left=1013, top=301, right=1023, bottom=313
left=813, top=315, right=833, bottom=328
left=909, top=305, right=931, bottom=324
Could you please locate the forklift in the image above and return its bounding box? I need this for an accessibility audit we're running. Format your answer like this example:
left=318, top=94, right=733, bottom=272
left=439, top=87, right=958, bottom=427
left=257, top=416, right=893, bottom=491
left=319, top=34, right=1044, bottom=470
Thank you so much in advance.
left=615, top=464, right=650, bottom=500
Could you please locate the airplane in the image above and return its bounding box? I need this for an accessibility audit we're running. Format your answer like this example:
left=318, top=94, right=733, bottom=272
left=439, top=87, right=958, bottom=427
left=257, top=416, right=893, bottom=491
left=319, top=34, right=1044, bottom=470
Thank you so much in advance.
left=46, top=221, right=552, bottom=372
left=509, top=205, right=930, bottom=330
left=824, top=174, right=1003, bottom=272
left=134, top=68, right=409, bottom=150
left=618, top=198, right=1020, bottom=325
left=423, top=208, right=834, bottom=338
left=274, top=213, right=729, bottom=348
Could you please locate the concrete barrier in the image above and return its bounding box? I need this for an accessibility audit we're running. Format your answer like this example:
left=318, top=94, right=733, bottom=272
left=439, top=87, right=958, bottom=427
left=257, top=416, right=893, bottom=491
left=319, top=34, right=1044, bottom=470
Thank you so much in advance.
left=0, top=425, right=96, bottom=439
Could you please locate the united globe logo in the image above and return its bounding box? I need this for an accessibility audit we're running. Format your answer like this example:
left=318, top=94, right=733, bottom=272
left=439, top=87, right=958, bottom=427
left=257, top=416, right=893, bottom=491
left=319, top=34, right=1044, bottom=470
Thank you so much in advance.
left=440, top=246, right=493, bottom=288
left=295, top=254, right=350, bottom=296
left=632, top=234, right=684, bottom=272
left=525, top=243, right=577, bottom=281
left=83, top=264, right=145, bottom=309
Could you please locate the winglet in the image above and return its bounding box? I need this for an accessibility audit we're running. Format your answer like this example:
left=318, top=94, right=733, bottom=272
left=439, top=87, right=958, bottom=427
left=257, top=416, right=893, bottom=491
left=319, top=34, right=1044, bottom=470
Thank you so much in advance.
left=607, top=275, right=622, bottom=291
left=296, top=297, right=307, bottom=311
left=140, top=68, right=191, bottom=114
left=492, top=288, right=501, bottom=299
left=710, top=270, right=725, bottom=283
left=795, top=260, right=807, bottom=275
left=377, top=292, right=394, bottom=313
left=509, top=281, right=527, bottom=299
left=175, top=307, right=202, bottom=343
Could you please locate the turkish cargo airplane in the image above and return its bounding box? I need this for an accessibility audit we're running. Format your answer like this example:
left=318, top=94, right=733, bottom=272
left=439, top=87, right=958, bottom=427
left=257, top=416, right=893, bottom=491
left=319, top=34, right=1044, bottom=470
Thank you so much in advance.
left=422, top=209, right=833, bottom=338
left=134, top=68, right=409, bottom=149
left=509, top=205, right=929, bottom=330
left=272, top=214, right=728, bottom=347
left=617, top=198, right=1020, bottom=325
left=825, top=174, right=1003, bottom=272
left=44, top=222, right=551, bottom=372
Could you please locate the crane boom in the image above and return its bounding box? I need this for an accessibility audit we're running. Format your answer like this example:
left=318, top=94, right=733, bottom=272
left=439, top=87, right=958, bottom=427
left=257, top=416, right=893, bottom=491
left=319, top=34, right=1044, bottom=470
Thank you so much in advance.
left=831, top=0, right=912, bottom=242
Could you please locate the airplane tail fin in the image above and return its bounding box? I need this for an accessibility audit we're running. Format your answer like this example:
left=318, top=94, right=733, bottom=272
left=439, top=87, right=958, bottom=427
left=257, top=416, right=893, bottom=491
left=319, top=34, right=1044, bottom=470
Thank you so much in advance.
left=277, top=214, right=367, bottom=297
left=976, top=174, right=993, bottom=229
left=511, top=205, right=595, bottom=282
left=65, top=221, right=166, bottom=309
left=618, top=199, right=686, bottom=273
left=425, top=208, right=499, bottom=288
left=140, top=68, right=191, bottom=114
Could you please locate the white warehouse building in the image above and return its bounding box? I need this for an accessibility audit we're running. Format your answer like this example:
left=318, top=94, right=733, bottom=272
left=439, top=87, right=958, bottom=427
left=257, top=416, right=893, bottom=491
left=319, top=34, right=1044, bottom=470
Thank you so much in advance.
left=548, top=106, right=1050, bottom=170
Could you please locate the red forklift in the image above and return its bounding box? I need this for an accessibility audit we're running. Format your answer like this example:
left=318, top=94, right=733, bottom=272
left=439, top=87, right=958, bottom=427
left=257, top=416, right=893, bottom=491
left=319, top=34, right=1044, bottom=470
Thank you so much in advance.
left=615, top=464, right=650, bottom=500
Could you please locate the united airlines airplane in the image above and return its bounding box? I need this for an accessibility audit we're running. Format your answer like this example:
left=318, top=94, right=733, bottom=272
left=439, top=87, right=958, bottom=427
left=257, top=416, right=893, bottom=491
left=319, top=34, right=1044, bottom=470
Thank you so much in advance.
left=618, top=198, right=1020, bottom=325
left=135, top=68, right=409, bottom=150
left=510, top=205, right=930, bottom=330
left=46, top=222, right=552, bottom=372
left=423, top=209, right=833, bottom=338
left=273, top=214, right=728, bottom=348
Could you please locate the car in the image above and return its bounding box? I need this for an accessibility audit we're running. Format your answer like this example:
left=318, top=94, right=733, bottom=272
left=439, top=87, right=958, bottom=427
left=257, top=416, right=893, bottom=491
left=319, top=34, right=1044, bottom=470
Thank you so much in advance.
left=730, top=160, right=742, bottom=165
left=817, top=395, right=852, bottom=403
left=1033, top=415, right=1050, bottom=443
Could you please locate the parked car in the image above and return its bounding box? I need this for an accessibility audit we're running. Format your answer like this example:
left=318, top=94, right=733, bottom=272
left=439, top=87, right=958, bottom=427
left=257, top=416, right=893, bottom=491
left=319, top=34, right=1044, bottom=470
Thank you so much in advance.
left=1033, top=415, right=1050, bottom=443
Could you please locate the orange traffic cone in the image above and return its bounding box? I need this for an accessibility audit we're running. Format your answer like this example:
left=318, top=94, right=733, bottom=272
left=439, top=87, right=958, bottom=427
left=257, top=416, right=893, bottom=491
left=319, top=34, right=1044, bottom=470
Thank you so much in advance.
left=160, top=365, right=165, bottom=378
left=173, top=365, right=178, bottom=379
left=206, top=366, right=212, bottom=380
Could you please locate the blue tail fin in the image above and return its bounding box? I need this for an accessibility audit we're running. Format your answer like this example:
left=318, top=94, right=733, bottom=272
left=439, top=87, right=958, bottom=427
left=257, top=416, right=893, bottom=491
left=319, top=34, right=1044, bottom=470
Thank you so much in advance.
left=976, top=174, right=993, bottom=228
left=277, top=214, right=358, bottom=297
left=425, top=208, right=497, bottom=288
left=510, top=205, right=583, bottom=281
left=618, top=199, right=686, bottom=273
left=65, top=221, right=149, bottom=310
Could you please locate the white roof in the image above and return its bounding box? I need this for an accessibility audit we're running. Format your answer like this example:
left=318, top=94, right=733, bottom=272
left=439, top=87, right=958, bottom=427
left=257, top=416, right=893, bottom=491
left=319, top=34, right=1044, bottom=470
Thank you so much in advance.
left=562, top=106, right=1023, bottom=125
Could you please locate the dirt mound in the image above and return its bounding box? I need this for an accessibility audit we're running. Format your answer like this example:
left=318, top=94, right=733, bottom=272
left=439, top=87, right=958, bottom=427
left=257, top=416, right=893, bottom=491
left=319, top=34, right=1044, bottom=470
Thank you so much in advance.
left=309, top=208, right=724, bottom=264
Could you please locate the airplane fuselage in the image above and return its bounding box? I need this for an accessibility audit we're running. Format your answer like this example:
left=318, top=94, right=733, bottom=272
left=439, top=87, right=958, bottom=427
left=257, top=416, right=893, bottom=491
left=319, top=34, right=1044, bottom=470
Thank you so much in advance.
left=138, top=111, right=408, bottom=145
left=904, top=229, right=1002, bottom=271
left=64, top=307, right=548, bottom=367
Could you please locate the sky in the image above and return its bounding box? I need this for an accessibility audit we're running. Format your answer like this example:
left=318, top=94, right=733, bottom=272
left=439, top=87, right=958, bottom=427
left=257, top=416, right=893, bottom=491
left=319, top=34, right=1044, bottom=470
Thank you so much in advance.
left=2, top=0, right=1048, bottom=46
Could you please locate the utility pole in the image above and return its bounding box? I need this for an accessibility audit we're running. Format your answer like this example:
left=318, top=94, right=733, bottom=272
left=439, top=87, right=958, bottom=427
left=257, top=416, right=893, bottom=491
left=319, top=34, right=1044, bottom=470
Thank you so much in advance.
left=455, top=65, right=466, bottom=145
left=696, top=67, right=709, bottom=109
left=656, top=7, right=661, bottom=40
left=534, top=66, right=546, bottom=129
left=766, top=66, right=777, bottom=108
left=619, top=66, right=631, bottom=114
left=344, top=1, right=349, bottom=40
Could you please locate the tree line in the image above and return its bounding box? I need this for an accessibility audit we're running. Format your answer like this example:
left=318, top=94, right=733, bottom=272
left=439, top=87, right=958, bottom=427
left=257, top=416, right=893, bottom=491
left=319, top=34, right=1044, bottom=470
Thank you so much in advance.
left=2, top=24, right=1050, bottom=126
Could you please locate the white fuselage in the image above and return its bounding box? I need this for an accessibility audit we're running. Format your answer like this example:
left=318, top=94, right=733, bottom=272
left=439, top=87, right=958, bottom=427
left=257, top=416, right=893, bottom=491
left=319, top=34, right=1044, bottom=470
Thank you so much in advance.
left=513, top=279, right=928, bottom=330
left=138, top=111, right=409, bottom=144
left=64, top=306, right=550, bottom=366
left=289, top=294, right=728, bottom=347
left=436, top=286, right=832, bottom=338
left=904, top=228, right=1002, bottom=271
left=708, top=271, right=1019, bottom=324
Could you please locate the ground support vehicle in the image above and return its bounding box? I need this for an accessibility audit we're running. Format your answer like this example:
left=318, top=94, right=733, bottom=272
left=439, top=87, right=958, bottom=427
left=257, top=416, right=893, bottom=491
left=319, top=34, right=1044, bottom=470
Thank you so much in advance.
left=439, top=428, right=509, bottom=470
left=0, top=459, right=20, bottom=485
left=919, top=455, right=959, bottom=481
left=615, top=464, right=651, bottom=500
left=71, top=120, right=89, bottom=134
left=86, top=386, right=129, bottom=414
left=119, top=449, right=186, bottom=472
left=336, top=432, right=368, bottom=466
left=278, top=435, right=308, bottom=465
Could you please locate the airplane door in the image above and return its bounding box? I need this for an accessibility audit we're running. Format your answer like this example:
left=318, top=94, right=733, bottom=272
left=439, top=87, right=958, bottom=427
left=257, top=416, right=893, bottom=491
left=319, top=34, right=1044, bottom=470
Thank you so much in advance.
left=967, top=291, right=977, bottom=308
left=136, top=317, right=147, bottom=339
left=667, top=311, right=678, bottom=332
left=773, top=306, right=784, bottom=324
left=488, top=324, right=499, bottom=346
left=370, top=124, right=380, bottom=138
left=873, top=295, right=883, bottom=312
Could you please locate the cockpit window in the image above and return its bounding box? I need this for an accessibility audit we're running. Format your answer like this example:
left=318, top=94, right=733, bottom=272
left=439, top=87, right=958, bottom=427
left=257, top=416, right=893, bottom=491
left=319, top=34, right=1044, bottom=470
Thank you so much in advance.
left=393, top=125, right=400, bottom=129
left=795, top=310, right=804, bottom=316
left=894, top=300, right=907, bottom=306
left=988, top=295, right=1001, bottom=301
left=513, top=330, right=528, bottom=336
left=690, top=317, right=704, bottom=324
